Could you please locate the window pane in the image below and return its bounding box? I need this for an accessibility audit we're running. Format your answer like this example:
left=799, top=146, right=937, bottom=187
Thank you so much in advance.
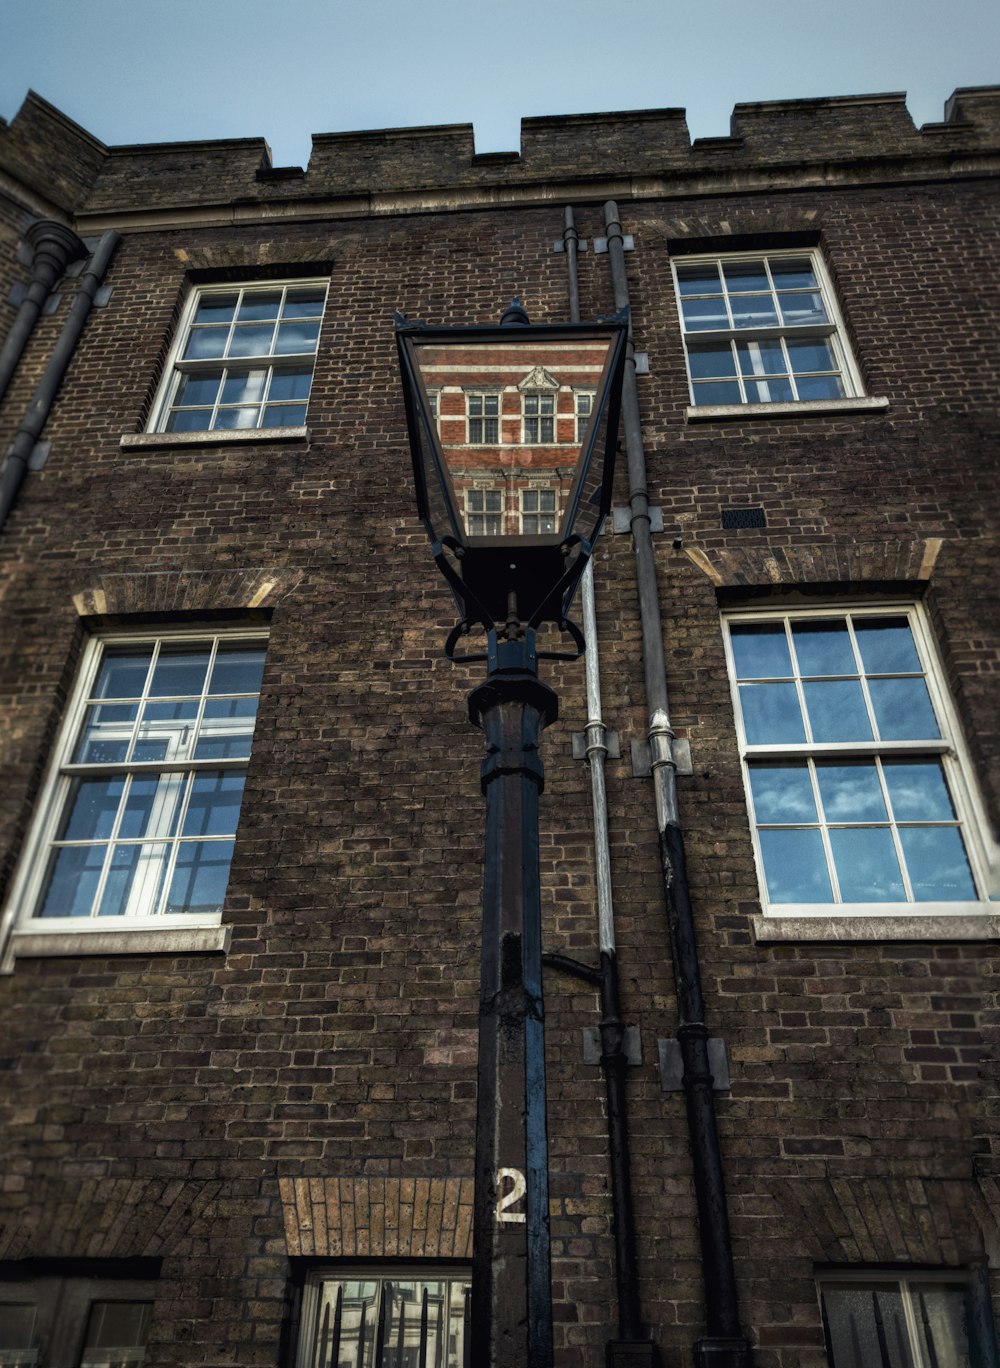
left=736, top=340, right=786, bottom=375
left=236, top=290, right=281, bottom=321
left=730, top=623, right=793, bottom=679
left=869, top=678, right=940, bottom=740
left=795, top=374, right=844, bottom=400
left=883, top=760, right=956, bottom=822
left=165, top=840, right=235, bottom=914
left=261, top=404, right=307, bottom=427
left=73, top=704, right=137, bottom=764
left=174, top=372, right=222, bottom=407
left=915, top=1284, right=971, bottom=1367
left=769, top=258, right=818, bottom=289
left=740, top=683, right=806, bottom=744
left=777, top=292, right=828, bottom=325
left=98, top=843, right=168, bottom=917
left=214, top=406, right=260, bottom=429
left=60, top=779, right=125, bottom=842
left=791, top=619, right=855, bottom=676
left=181, top=773, right=246, bottom=837
left=81, top=1300, right=152, bottom=1358
left=722, top=261, right=770, bottom=292
left=193, top=294, right=237, bottom=325
left=748, top=764, right=817, bottom=824
left=758, top=828, right=833, bottom=902
left=787, top=338, right=837, bottom=373
left=39, top=844, right=105, bottom=916
left=854, top=616, right=922, bottom=674
left=0, top=1302, right=36, bottom=1354
left=208, top=646, right=266, bottom=695
left=682, top=297, right=729, bottom=330
left=688, top=344, right=736, bottom=379
left=195, top=700, right=257, bottom=759
left=692, top=380, right=742, bottom=405
left=745, top=378, right=794, bottom=403
left=803, top=680, right=873, bottom=742
left=149, top=649, right=210, bottom=698
left=183, top=328, right=228, bottom=361
left=166, top=408, right=213, bottom=432
left=266, top=366, right=313, bottom=401
left=730, top=295, right=779, bottom=328
left=815, top=763, right=887, bottom=822
left=227, top=324, right=275, bottom=357
left=132, top=699, right=198, bottom=762
left=821, top=1284, right=913, bottom=1368
left=274, top=321, right=321, bottom=354
left=830, top=827, right=905, bottom=902
left=220, top=369, right=267, bottom=404
left=676, top=264, right=722, bottom=294
left=899, top=827, right=977, bottom=901
left=92, top=652, right=153, bottom=700
left=118, top=774, right=185, bottom=840
left=283, top=288, right=326, bottom=318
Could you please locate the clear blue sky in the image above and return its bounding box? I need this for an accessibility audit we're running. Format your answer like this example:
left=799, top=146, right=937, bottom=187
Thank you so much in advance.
left=2, top=0, right=997, bottom=168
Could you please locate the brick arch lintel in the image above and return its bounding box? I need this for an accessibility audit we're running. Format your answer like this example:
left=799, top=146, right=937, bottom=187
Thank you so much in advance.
left=770, top=1174, right=1000, bottom=1268
left=70, top=567, right=303, bottom=619
left=279, top=1176, right=475, bottom=1261
left=682, top=537, right=944, bottom=590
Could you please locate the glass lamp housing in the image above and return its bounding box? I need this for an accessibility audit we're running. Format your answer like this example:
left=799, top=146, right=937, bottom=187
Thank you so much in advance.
left=396, top=310, right=627, bottom=630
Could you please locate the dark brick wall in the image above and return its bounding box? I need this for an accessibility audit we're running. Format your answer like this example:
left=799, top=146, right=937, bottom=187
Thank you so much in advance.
left=0, top=92, right=997, bottom=1367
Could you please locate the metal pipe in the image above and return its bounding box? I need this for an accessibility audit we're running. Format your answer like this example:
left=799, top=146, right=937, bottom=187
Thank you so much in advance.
left=561, top=207, right=652, bottom=1361
left=0, top=230, right=119, bottom=535
left=0, top=219, right=87, bottom=406
left=603, top=201, right=751, bottom=1367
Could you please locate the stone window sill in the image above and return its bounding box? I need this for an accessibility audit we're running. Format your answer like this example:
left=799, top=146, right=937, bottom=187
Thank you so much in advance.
left=4, top=923, right=230, bottom=970
left=753, top=912, right=1000, bottom=942
left=120, top=427, right=309, bottom=451
left=686, top=396, right=889, bottom=422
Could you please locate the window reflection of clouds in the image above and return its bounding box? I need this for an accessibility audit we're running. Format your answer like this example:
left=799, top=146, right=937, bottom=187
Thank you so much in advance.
left=748, top=766, right=815, bottom=823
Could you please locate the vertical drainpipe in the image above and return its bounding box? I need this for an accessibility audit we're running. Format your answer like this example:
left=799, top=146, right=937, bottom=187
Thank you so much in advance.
left=556, top=206, right=652, bottom=1363
left=602, top=201, right=753, bottom=1368
left=0, top=220, right=87, bottom=406
left=0, top=230, right=120, bottom=534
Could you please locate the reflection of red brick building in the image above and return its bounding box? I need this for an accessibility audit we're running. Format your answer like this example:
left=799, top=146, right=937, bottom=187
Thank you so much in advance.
left=0, top=85, right=999, bottom=1368
left=418, top=341, right=605, bottom=538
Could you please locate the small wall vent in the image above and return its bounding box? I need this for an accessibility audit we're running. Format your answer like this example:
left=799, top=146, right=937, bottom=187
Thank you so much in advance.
left=721, top=507, right=766, bottom=529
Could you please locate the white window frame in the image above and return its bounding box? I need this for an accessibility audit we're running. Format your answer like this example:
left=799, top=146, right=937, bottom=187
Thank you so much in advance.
left=465, top=486, right=503, bottom=536
left=519, top=487, right=557, bottom=534
left=818, top=1270, right=981, bottom=1368
left=522, top=391, right=555, bottom=444
left=722, top=601, right=998, bottom=921
left=672, top=249, right=865, bottom=410
left=148, top=279, right=327, bottom=434
left=294, top=1267, right=471, bottom=1368
left=574, top=388, right=594, bottom=444
left=465, top=391, right=500, bottom=445
left=0, top=628, right=267, bottom=968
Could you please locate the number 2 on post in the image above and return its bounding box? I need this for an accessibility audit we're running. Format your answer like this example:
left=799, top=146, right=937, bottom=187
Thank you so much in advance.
left=496, top=1167, right=527, bottom=1223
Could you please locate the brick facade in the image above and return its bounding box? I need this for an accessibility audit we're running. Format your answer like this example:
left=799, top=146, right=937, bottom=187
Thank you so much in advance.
left=0, top=86, right=997, bottom=1366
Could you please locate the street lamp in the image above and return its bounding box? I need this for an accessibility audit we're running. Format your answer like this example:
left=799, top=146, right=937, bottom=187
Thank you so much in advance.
left=396, top=301, right=628, bottom=1367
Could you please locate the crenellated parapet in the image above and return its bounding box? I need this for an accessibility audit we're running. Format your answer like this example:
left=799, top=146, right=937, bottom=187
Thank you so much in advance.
left=1, top=84, right=998, bottom=225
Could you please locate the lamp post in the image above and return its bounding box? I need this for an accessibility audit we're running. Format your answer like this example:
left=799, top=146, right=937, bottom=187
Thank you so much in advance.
left=396, top=302, right=627, bottom=1367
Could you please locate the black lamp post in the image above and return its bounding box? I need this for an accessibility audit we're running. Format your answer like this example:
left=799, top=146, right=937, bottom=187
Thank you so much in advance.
left=396, top=301, right=627, bottom=1367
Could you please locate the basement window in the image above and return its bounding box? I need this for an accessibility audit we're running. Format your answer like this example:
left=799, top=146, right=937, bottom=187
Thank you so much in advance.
left=818, top=1271, right=987, bottom=1367
left=294, top=1269, right=472, bottom=1368
left=151, top=280, right=326, bottom=432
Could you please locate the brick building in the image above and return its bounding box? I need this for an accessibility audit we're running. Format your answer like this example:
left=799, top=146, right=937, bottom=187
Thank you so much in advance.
left=0, top=83, right=998, bottom=1367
